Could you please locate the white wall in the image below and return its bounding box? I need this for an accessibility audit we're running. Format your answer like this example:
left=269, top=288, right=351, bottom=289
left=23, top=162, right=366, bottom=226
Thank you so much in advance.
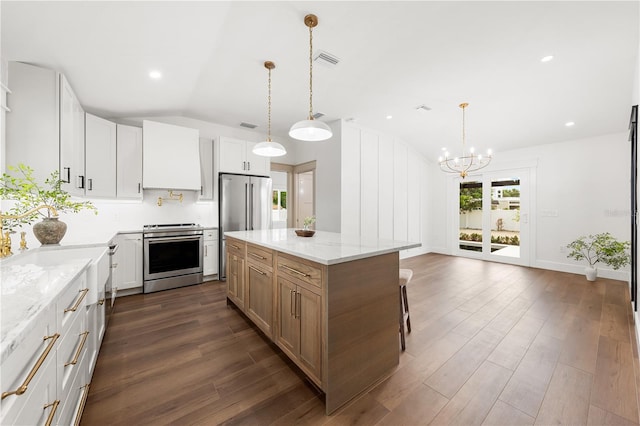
left=338, top=120, right=430, bottom=258
left=293, top=120, right=342, bottom=232
left=428, top=132, right=630, bottom=280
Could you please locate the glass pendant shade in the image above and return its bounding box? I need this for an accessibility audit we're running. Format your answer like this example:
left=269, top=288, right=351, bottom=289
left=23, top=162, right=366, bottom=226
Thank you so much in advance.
left=289, top=119, right=332, bottom=141
left=253, top=140, right=286, bottom=157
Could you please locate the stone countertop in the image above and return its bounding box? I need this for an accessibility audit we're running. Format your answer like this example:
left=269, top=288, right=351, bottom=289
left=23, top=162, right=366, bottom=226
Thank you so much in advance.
left=0, top=257, right=91, bottom=362
left=224, top=229, right=421, bottom=265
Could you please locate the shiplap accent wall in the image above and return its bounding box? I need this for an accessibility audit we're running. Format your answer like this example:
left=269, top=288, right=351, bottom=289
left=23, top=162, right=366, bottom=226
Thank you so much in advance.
left=340, top=120, right=428, bottom=257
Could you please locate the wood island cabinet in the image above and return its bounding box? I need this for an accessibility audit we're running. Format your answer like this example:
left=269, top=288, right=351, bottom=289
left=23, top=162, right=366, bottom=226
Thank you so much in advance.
left=225, top=230, right=409, bottom=415
left=226, top=237, right=245, bottom=309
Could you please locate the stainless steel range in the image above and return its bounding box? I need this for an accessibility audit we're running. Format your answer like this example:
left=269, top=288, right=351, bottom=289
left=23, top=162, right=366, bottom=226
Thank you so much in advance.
left=143, top=223, right=204, bottom=293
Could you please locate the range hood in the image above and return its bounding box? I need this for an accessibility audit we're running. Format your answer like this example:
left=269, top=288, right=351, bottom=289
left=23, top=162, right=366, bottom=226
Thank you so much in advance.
left=142, top=120, right=201, bottom=190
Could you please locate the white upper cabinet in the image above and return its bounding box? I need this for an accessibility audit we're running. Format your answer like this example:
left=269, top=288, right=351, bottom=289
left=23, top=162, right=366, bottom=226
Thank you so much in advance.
left=393, top=140, right=409, bottom=241
left=116, top=124, right=143, bottom=199
left=244, top=141, right=270, bottom=176
left=143, top=120, right=201, bottom=190
left=378, top=135, right=394, bottom=240
left=199, top=137, right=214, bottom=200
left=5, top=62, right=60, bottom=183
left=85, top=113, right=116, bottom=198
left=219, top=136, right=270, bottom=176
left=340, top=125, right=361, bottom=236
left=360, top=130, right=379, bottom=238
left=59, top=74, right=85, bottom=196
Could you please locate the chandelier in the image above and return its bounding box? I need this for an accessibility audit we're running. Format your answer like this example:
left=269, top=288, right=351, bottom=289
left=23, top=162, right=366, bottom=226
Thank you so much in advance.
left=253, top=61, right=286, bottom=157
left=289, top=14, right=333, bottom=142
left=439, top=103, right=492, bottom=178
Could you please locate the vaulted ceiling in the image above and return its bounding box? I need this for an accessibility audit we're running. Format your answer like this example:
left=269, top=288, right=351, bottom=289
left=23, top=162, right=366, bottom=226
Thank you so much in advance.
left=2, top=1, right=638, bottom=160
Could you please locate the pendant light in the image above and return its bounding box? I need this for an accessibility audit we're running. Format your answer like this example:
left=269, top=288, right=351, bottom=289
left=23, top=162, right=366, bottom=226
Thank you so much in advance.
left=253, top=61, right=287, bottom=157
left=289, top=14, right=333, bottom=142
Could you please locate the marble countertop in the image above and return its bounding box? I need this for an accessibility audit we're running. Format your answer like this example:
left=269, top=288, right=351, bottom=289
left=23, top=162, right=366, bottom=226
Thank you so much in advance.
left=1, top=256, right=91, bottom=362
left=224, top=229, right=421, bottom=265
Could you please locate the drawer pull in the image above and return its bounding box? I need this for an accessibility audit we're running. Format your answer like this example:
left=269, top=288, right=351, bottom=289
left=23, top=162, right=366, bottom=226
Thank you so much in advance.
left=249, top=265, right=266, bottom=276
left=65, top=331, right=89, bottom=367
left=1, top=333, right=60, bottom=400
left=281, top=264, right=310, bottom=278
left=73, top=383, right=91, bottom=426
left=44, top=400, right=61, bottom=426
left=249, top=252, right=267, bottom=260
left=229, top=244, right=241, bottom=250
left=64, top=288, right=89, bottom=313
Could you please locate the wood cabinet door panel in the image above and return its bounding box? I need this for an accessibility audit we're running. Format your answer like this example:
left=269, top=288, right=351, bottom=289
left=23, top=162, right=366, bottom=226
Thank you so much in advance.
left=247, top=264, right=273, bottom=337
left=227, top=252, right=245, bottom=308
left=276, top=277, right=298, bottom=356
left=298, top=285, right=322, bottom=381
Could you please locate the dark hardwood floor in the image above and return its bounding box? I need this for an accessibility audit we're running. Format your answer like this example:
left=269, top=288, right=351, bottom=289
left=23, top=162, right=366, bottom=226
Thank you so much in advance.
left=81, top=253, right=640, bottom=425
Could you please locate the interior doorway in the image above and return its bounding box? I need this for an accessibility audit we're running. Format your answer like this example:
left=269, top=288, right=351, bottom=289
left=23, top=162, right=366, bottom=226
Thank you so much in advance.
left=293, top=161, right=316, bottom=230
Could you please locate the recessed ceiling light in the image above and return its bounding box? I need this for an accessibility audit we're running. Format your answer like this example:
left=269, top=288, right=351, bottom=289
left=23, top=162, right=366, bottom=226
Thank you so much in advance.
left=541, top=55, right=554, bottom=63
left=386, top=115, right=393, bottom=120
left=565, top=121, right=575, bottom=127
left=149, top=70, right=162, bottom=79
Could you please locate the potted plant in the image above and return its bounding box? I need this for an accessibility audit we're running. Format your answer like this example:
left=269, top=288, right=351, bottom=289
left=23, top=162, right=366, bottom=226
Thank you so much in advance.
left=295, top=215, right=316, bottom=237
left=566, top=232, right=630, bottom=281
left=0, top=163, right=97, bottom=245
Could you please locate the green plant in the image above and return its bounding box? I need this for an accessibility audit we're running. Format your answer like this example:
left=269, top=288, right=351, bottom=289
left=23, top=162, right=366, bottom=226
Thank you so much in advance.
left=566, top=233, right=630, bottom=269
left=0, top=164, right=97, bottom=231
left=302, top=215, right=316, bottom=230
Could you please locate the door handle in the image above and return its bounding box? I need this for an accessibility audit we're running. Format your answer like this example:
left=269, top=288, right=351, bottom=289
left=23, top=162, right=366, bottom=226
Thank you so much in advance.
left=63, top=167, right=71, bottom=183
left=77, top=175, right=85, bottom=189
left=87, top=178, right=93, bottom=191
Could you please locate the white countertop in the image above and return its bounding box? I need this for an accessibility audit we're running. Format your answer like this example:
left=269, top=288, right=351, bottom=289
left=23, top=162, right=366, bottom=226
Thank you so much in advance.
left=224, top=229, right=421, bottom=265
left=0, top=256, right=91, bottom=362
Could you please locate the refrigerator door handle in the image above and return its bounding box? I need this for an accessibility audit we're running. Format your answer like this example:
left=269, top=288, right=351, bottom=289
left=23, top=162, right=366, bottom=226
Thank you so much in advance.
left=250, top=183, right=254, bottom=230
left=244, top=183, right=249, bottom=230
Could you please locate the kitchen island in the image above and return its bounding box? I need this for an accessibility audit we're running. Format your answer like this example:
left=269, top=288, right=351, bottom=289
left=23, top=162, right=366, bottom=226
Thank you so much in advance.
left=224, top=229, right=420, bottom=415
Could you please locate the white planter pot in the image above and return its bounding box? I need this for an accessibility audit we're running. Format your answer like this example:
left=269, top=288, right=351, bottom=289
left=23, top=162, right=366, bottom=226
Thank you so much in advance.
left=585, top=266, right=597, bottom=282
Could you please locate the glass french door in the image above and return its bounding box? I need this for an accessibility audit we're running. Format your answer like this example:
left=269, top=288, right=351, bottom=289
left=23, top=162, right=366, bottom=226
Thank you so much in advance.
left=456, top=169, right=530, bottom=266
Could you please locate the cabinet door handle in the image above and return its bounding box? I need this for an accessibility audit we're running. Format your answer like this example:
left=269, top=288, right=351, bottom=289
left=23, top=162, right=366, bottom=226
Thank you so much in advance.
left=200, top=185, right=203, bottom=196
left=64, top=288, right=89, bottom=313
left=248, top=161, right=251, bottom=171
left=249, top=252, right=266, bottom=260
left=296, top=292, right=301, bottom=319
left=77, top=175, right=85, bottom=189
left=290, top=289, right=295, bottom=316
left=44, top=400, right=61, bottom=426
left=242, top=161, right=246, bottom=170
left=87, top=178, right=93, bottom=191
left=1, top=333, right=60, bottom=399
left=281, top=264, right=310, bottom=278
left=64, top=331, right=89, bottom=367
left=138, top=183, right=141, bottom=193
left=249, top=265, right=266, bottom=276
left=63, top=167, right=71, bottom=183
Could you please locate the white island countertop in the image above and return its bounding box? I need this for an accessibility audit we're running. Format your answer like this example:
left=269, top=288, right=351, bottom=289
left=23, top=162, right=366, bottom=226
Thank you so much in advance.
left=224, top=229, right=421, bottom=265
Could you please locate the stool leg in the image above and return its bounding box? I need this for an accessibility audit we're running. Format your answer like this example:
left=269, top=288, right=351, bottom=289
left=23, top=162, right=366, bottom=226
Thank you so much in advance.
left=399, top=289, right=406, bottom=351
left=402, top=285, right=411, bottom=333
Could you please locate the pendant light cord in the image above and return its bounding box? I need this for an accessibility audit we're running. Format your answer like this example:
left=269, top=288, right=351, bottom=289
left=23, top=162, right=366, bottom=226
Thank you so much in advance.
left=267, top=66, right=272, bottom=142
left=308, top=24, right=314, bottom=120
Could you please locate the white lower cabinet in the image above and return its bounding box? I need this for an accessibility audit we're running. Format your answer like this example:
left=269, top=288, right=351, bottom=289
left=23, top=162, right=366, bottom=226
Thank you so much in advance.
left=1, top=250, right=109, bottom=426
left=203, top=228, right=219, bottom=277
left=112, top=233, right=143, bottom=291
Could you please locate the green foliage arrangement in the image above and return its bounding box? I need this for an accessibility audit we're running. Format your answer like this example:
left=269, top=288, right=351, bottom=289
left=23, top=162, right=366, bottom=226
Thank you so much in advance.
left=303, top=215, right=316, bottom=230
left=0, top=164, right=97, bottom=231
left=566, top=233, right=630, bottom=269
left=459, top=233, right=520, bottom=246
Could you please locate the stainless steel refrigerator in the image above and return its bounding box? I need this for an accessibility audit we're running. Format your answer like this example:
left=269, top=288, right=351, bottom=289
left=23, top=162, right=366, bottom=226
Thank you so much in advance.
left=218, top=173, right=272, bottom=280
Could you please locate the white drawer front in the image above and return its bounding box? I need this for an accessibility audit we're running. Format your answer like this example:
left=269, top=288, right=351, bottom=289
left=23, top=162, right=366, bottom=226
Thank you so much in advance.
left=58, top=273, right=88, bottom=334
left=1, top=304, right=57, bottom=418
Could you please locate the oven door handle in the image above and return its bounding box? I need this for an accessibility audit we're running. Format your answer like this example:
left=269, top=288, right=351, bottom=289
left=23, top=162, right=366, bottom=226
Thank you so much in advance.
left=146, top=236, right=203, bottom=243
